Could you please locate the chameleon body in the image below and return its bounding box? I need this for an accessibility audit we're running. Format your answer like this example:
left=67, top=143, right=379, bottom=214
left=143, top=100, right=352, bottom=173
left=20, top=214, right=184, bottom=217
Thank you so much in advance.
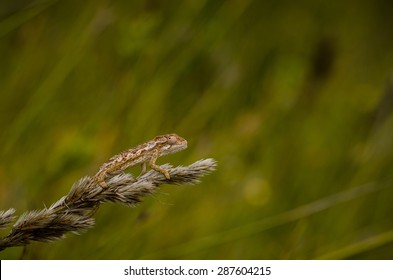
left=94, top=133, right=187, bottom=188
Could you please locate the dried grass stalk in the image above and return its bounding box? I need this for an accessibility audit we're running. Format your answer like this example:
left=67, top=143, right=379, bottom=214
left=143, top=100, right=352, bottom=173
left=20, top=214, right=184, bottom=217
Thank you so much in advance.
left=0, top=209, right=16, bottom=230
left=0, top=158, right=216, bottom=251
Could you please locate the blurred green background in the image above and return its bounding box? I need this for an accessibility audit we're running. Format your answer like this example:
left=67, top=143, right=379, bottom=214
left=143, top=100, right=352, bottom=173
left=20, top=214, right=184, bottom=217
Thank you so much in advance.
left=1, top=0, right=393, bottom=259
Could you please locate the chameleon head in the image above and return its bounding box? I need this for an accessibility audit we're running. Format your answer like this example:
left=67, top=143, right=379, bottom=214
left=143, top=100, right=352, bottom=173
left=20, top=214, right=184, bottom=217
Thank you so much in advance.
left=153, top=133, right=188, bottom=156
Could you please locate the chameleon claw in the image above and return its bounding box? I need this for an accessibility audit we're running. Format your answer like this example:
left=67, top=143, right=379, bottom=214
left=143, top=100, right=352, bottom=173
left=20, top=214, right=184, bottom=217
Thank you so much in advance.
left=163, top=170, right=171, bottom=180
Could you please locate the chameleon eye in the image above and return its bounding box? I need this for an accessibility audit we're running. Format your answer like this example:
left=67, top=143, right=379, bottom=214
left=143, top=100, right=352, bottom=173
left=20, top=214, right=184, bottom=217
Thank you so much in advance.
left=167, top=136, right=177, bottom=145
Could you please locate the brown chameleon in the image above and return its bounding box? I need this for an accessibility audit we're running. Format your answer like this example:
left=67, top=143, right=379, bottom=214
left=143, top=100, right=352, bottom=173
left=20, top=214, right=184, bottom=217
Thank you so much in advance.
left=94, top=133, right=187, bottom=188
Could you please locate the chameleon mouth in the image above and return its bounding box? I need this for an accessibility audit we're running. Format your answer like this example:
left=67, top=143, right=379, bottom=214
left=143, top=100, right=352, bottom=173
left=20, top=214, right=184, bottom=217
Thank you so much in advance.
left=175, top=142, right=187, bottom=151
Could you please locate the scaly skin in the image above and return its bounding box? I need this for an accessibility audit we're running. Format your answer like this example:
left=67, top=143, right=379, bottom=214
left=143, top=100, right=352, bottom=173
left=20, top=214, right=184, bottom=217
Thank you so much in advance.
left=94, top=133, right=187, bottom=188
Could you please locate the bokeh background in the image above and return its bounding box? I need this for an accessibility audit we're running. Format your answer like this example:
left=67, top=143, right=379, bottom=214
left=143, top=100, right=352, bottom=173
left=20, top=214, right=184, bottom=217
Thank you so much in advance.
left=1, top=0, right=393, bottom=259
